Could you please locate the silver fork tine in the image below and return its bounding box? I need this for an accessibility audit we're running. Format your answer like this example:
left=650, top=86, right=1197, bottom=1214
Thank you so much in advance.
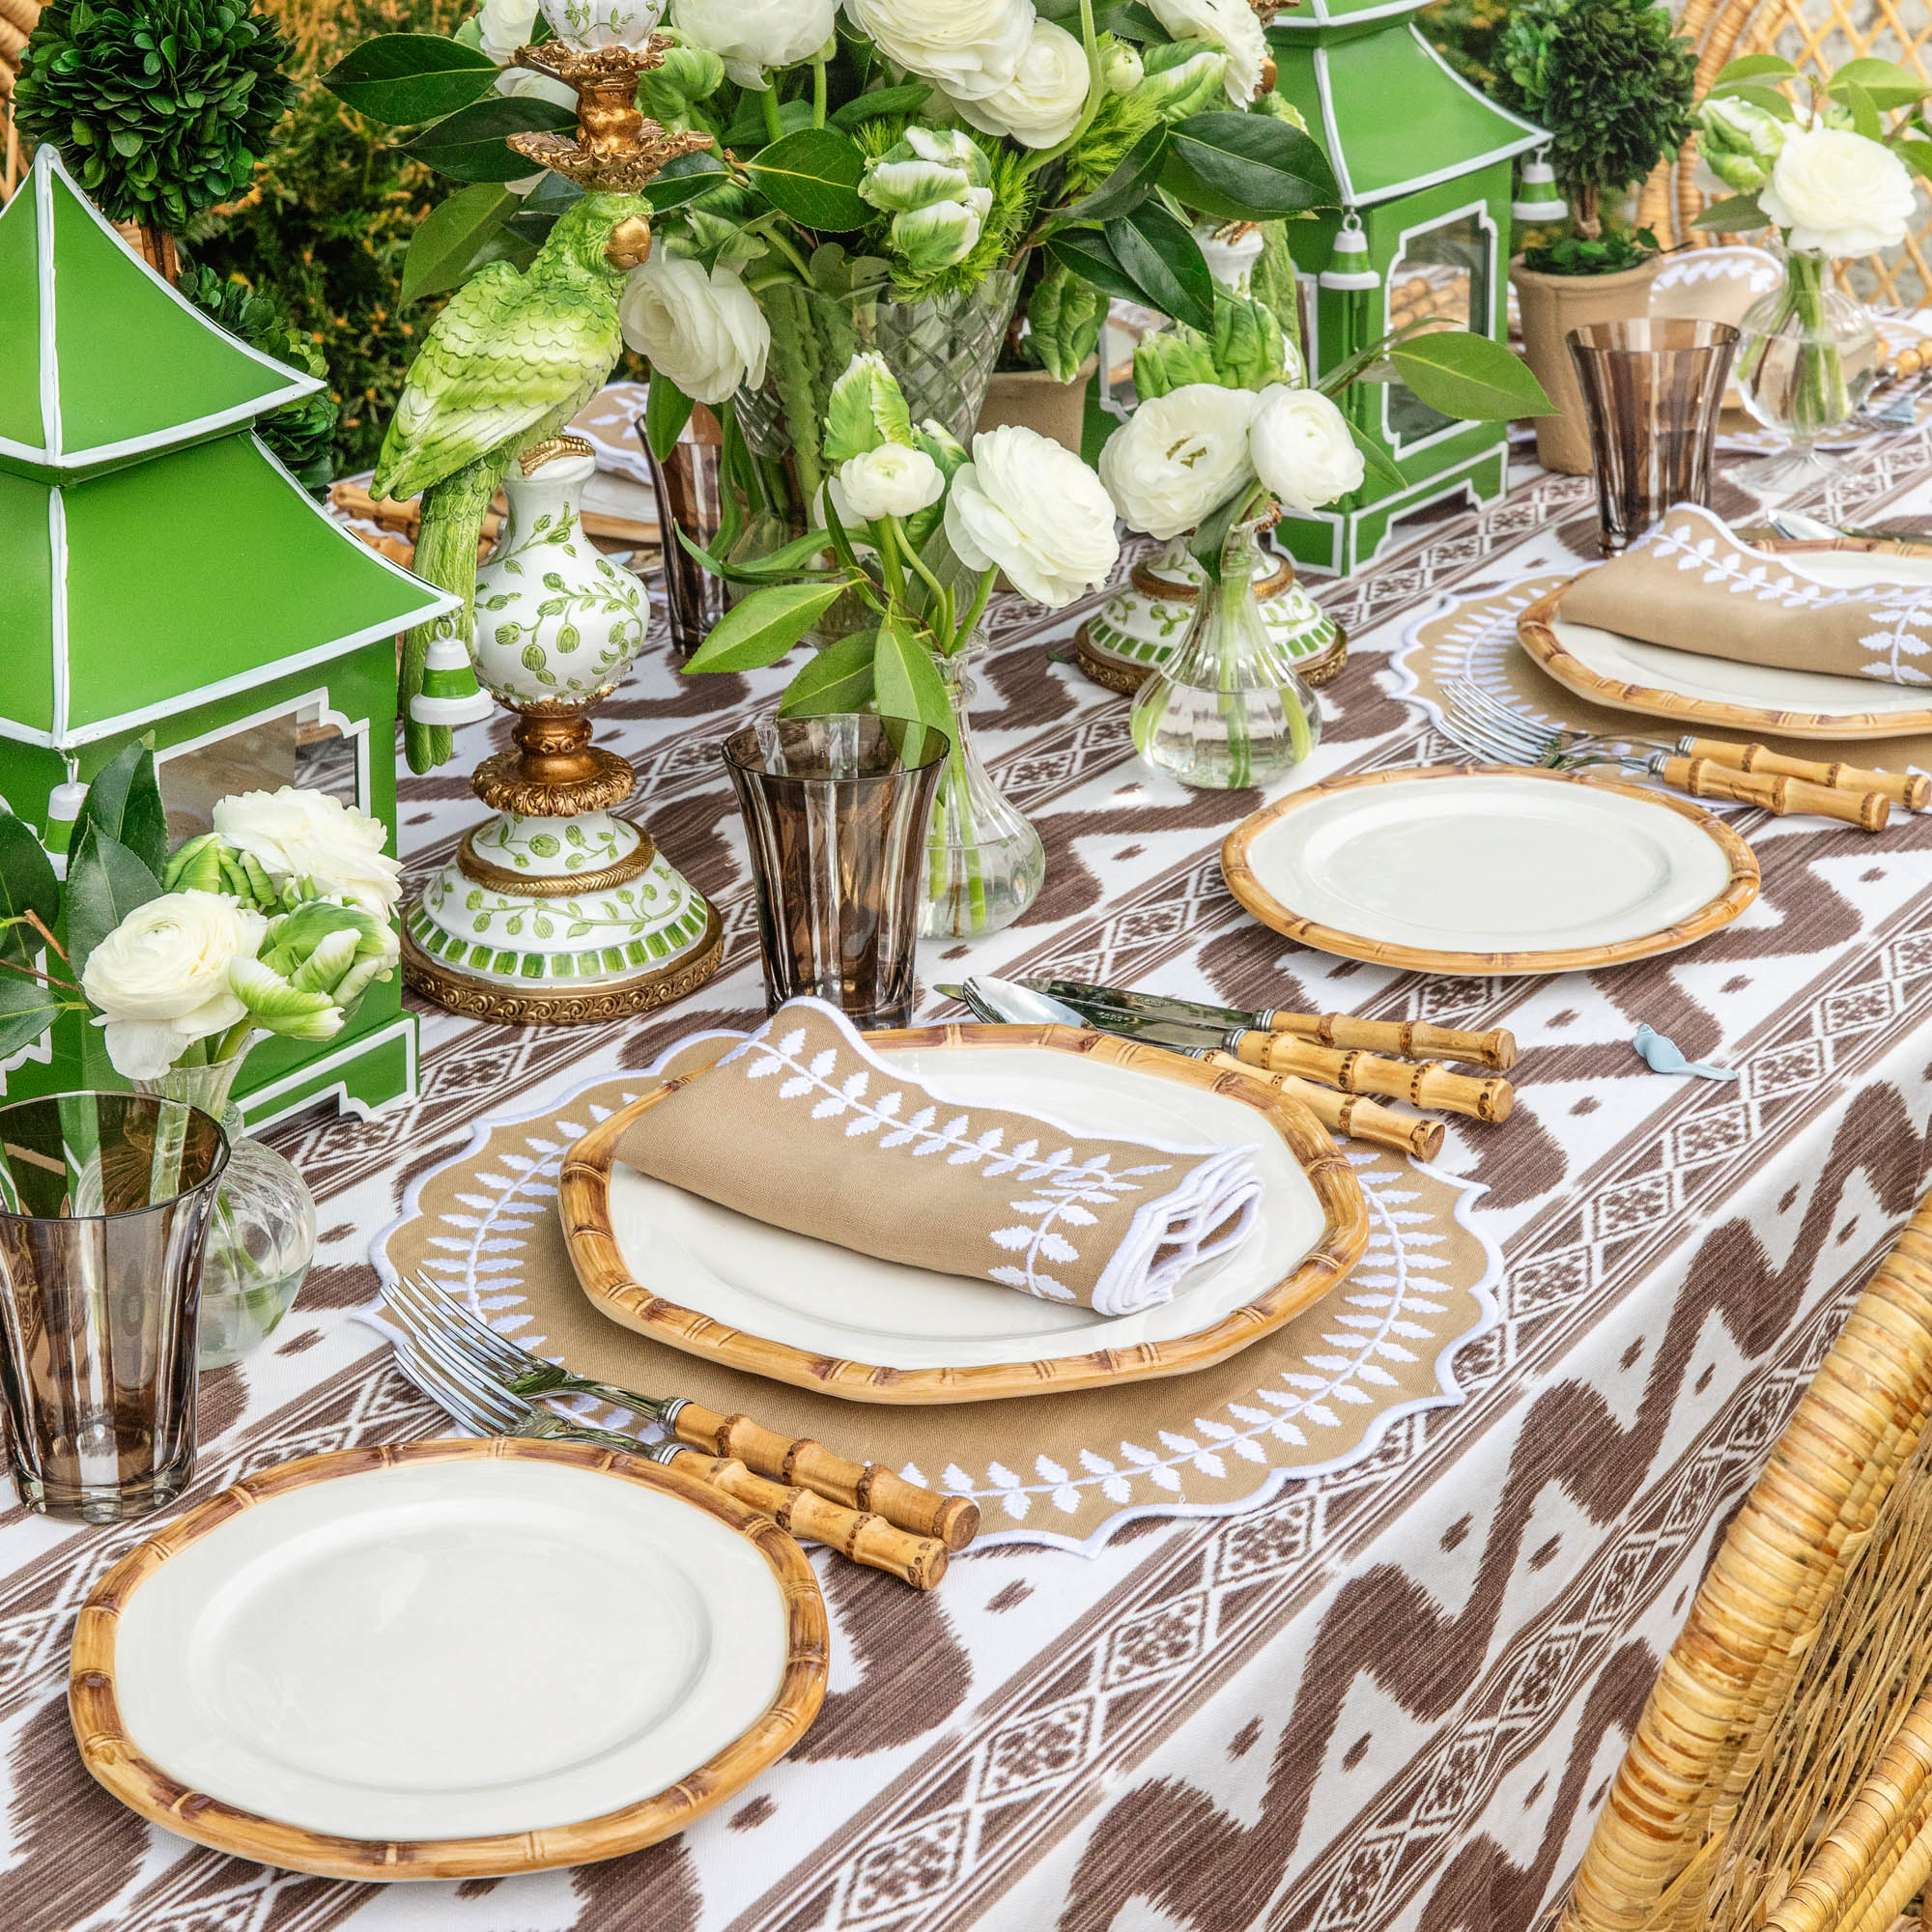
left=399, top=1271, right=545, bottom=1384
left=384, top=1291, right=529, bottom=1433
left=389, top=1336, right=506, bottom=1435
left=1450, top=681, right=1556, bottom=753
left=1442, top=695, right=1535, bottom=764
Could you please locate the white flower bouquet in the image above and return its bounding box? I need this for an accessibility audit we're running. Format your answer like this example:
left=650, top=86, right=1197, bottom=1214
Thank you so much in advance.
left=1692, top=56, right=1929, bottom=451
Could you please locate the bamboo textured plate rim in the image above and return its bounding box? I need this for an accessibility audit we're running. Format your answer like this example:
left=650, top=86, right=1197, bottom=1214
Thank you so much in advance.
left=1220, top=764, right=1760, bottom=975
left=559, top=1024, right=1371, bottom=1405
left=68, top=1437, right=828, bottom=1881
left=1519, top=538, right=1932, bottom=741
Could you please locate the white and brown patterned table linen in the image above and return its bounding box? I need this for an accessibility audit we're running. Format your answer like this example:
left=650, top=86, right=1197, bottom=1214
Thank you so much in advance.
left=6, top=414, right=1932, bottom=1932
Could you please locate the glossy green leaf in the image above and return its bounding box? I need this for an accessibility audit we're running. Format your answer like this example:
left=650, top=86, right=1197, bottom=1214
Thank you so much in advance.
left=830, top=83, right=930, bottom=130
left=1712, top=52, right=1796, bottom=86
left=1048, top=127, right=1167, bottom=227
left=0, top=974, right=65, bottom=1064
left=1692, top=191, right=1767, bottom=231
left=644, top=374, right=695, bottom=461
left=725, top=94, right=816, bottom=147
left=683, top=581, right=849, bottom=671
left=399, top=184, right=516, bottom=305
left=1045, top=228, right=1147, bottom=306
left=779, top=632, right=878, bottom=715
left=1388, top=331, right=1553, bottom=420
left=0, top=813, right=60, bottom=969
left=1162, top=112, right=1340, bottom=223
left=323, top=34, right=499, bottom=126
left=746, top=128, right=869, bottom=231
left=1829, top=57, right=1931, bottom=110
left=1346, top=417, right=1406, bottom=493
left=65, top=828, right=162, bottom=980
left=646, top=150, right=728, bottom=212
left=1710, top=81, right=1795, bottom=120
left=1900, top=139, right=1932, bottom=185
left=1107, top=203, right=1215, bottom=332
left=872, top=622, right=953, bottom=741
left=403, top=96, right=577, bottom=185
left=74, top=742, right=167, bottom=881
left=1839, top=79, right=1885, bottom=142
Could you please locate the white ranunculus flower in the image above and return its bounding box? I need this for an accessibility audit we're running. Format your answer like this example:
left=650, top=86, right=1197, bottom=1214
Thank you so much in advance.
left=478, top=0, right=541, bottom=61
left=843, top=0, right=1036, bottom=102
left=1759, top=127, right=1918, bottom=258
left=1248, top=384, right=1363, bottom=514
left=950, top=19, right=1090, bottom=148
left=620, top=253, right=771, bottom=406
left=672, top=0, right=836, bottom=88
left=1098, top=384, right=1260, bottom=539
left=213, top=787, right=404, bottom=918
left=836, top=444, right=946, bottom=521
left=82, top=893, right=268, bottom=1081
left=944, top=425, right=1121, bottom=608
left=1148, top=0, right=1267, bottom=104
left=539, top=0, right=666, bottom=49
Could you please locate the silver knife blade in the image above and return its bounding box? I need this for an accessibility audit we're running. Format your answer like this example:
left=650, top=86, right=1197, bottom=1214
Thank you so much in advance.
left=1017, top=976, right=1266, bottom=1035
left=964, top=977, right=1227, bottom=1057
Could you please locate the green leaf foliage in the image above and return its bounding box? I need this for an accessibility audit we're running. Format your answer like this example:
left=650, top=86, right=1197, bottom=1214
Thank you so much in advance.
left=747, top=128, right=870, bottom=232
left=683, top=582, right=849, bottom=672
left=0, top=813, right=62, bottom=971
left=1493, top=0, right=1697, bottom=200
left=1044, top=227, right=1148, bottom=307
left=14, top=0, right=300, bottom=230
left=0, top=977, right=67, bottom=1066
left=1692, top=191, right=1767, bottom=231
left=1829, top=57, right=1931, bottom=112
left=1520, top=227, right=1658, bottom=275
left=403, top=95, right=577, bottom=184
left=322, top=33, right=497, bottom=124
left=64, top=827, right=163, bottom=980
left=646, top=151, right=730, bottom=212
left=872, top=622, right=953, bottom=742
left=1346, top=417, right=1406, bottom=493
left=72, top=742, right=169, bottom=882
left=1712, top=53, right=1797, bottom=87
left=645, top=373, right=696, bottom=461
left=397, top=184, right=516, bottom=305
left=1389, top=331, right=1554, bottom=419
left=1161, top=112, right=1341, bottom=222
left=831, top=83, right=931, bottom=130
left=1049, top=126, right=1167, bottom=226
left=1106, top=203, right=1215, bottom=333
left=779, top=633, right=878, bottom=715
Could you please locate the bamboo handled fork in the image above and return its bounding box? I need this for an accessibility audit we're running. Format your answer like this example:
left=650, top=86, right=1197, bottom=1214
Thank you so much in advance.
left=390, top=1271, right=980, bottom=1551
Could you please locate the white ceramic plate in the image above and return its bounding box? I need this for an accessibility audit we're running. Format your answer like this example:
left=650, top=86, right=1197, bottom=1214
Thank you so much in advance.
left=1222, top=767, right=1758, bottom=975
left=75, top=1444, right=824, bottom=1875
left=601, top=1043, right=1328, bottom=1372
left=1541, top=548, right=1932, bottom=738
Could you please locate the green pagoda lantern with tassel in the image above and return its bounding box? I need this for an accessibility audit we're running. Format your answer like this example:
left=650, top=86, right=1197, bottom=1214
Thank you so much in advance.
left=1268, top=0, right=1547, bottom=576
left=0, top=148, right=459, bottom=1123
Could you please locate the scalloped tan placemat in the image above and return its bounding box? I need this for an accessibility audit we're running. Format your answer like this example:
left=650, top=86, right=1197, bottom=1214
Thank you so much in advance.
left=374, top=1069, right=1501, bottom=1552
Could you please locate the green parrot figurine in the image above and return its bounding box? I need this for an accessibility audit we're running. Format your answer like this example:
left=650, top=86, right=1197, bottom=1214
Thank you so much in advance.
left=374, top=191, right=656, bottom=773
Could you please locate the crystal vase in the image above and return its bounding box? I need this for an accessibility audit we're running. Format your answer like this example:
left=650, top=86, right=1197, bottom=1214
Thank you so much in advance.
left=137, top=1053, right=317, bottom=1370
left=923, top=652, right=1045, bottom=939
left=1732, top=243, right=1881, bottom=499
left=1130, top=518, right=1322, bottom=789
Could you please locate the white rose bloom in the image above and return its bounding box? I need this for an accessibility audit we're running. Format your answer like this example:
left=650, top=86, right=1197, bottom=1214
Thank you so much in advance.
left=539, top=0, right=666, bottom=49
left=1148, top=0, right=1267, bottom=104
left=843, top=0, right=1036, bottom=102
left=82, top=893, right=268, bottom=1081
left=477, top=0, right=540, bottom=62
left=213, top=786, right=404, bottom=918
left=835, top=444, right=946, bottom=521
left=672, top=0, right=836, bottom=88
left=620, top=253, right=771, bottom=406
left=944, top=425, right=1121, bottom=608
left=1248, top=384, right=1364, bottom=514
left=950, top=19, right=1091, bottom=149
left=1759, top=127, right=1918, bottom=257
left=1099, top=384, right=1260, bottom=538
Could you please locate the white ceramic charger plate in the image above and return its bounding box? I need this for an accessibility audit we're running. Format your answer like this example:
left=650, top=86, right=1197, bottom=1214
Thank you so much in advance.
left=71, top=1440, right=828, bottom=1880
left=1222, top=766, right=1759, bottom=976
left=559, top=1027, right=1370, bottom=1403
left=1521, top=545, right=1932, bottom=740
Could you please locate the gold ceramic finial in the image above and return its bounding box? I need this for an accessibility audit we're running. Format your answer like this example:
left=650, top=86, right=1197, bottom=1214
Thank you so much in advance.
left=508, top=39, right=715, bottom=191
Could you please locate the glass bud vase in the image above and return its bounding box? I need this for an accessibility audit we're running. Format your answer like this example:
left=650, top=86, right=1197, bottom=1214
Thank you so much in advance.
left=136, top=1055, right=318, bottom=1370
left=922, top=654, right=1046, bottom=939
left=1130, top=517, right=1322, bottom=788
left=1732, top=243, right=1881, bottom=499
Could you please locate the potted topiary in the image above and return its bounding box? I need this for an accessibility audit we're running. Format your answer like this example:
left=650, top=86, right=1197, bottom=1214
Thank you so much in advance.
left=14, top=0, right=297, bottom=279
left=1494, top=0, right=1696, bottom=472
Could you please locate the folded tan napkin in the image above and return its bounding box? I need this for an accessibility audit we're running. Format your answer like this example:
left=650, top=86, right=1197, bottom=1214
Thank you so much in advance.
left=613, top=998, right=1263, bottom=1317
left=1561, top=503, right=1932, bottom=686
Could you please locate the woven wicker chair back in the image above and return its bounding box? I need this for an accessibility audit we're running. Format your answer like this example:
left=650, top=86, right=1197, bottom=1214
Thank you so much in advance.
left=1562, top=1195, right=1932, bottom=1932
left=1638, top=0, right=1932, bottom=308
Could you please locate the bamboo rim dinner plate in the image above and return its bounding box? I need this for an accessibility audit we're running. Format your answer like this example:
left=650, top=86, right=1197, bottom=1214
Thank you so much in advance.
left=1518, top=538, right=1932, bottom=741
left=70, top=1438, right=827, bottom=1880
left=1221, top=766, right=1759, bottom=976
left=560, top=1024, right=1371, bottom=1404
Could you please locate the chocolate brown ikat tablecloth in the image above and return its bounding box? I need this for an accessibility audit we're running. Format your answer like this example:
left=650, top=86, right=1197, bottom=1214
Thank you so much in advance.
left=9, top=422, right=1932, bottom=1932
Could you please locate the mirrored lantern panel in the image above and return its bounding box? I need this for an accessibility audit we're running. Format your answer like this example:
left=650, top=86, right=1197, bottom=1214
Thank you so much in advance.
left=1385, top=213, right=1493, bottom=450
left=158, top=701, right=361, bottom=845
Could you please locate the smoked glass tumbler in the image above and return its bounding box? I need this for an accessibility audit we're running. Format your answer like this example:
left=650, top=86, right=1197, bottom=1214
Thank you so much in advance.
left=722, top=715, right=949, bottom=1031
left=1568, top=318, right=1741, bottom=554
left=0, top=1093, right=228, bottom=1521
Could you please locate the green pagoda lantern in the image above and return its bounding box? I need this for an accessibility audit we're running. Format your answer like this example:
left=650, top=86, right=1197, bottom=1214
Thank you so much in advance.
left=1268, top=2, right=1546, bottom=576
left=0, top=147, right=459, bottom=1123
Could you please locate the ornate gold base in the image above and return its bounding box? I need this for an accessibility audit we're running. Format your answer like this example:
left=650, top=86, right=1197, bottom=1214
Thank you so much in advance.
left=1070, top=624, right=1351, bottom=696
left=401, top=902, right=724, bottom=1027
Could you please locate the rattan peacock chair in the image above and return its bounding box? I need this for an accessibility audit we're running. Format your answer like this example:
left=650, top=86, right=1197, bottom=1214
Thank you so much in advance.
left=0, top=0, right=38, bottom=203
left=1637, top=0, right=1932, bottom=310
left=1561, top=1189, right=1932, bottom=1932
